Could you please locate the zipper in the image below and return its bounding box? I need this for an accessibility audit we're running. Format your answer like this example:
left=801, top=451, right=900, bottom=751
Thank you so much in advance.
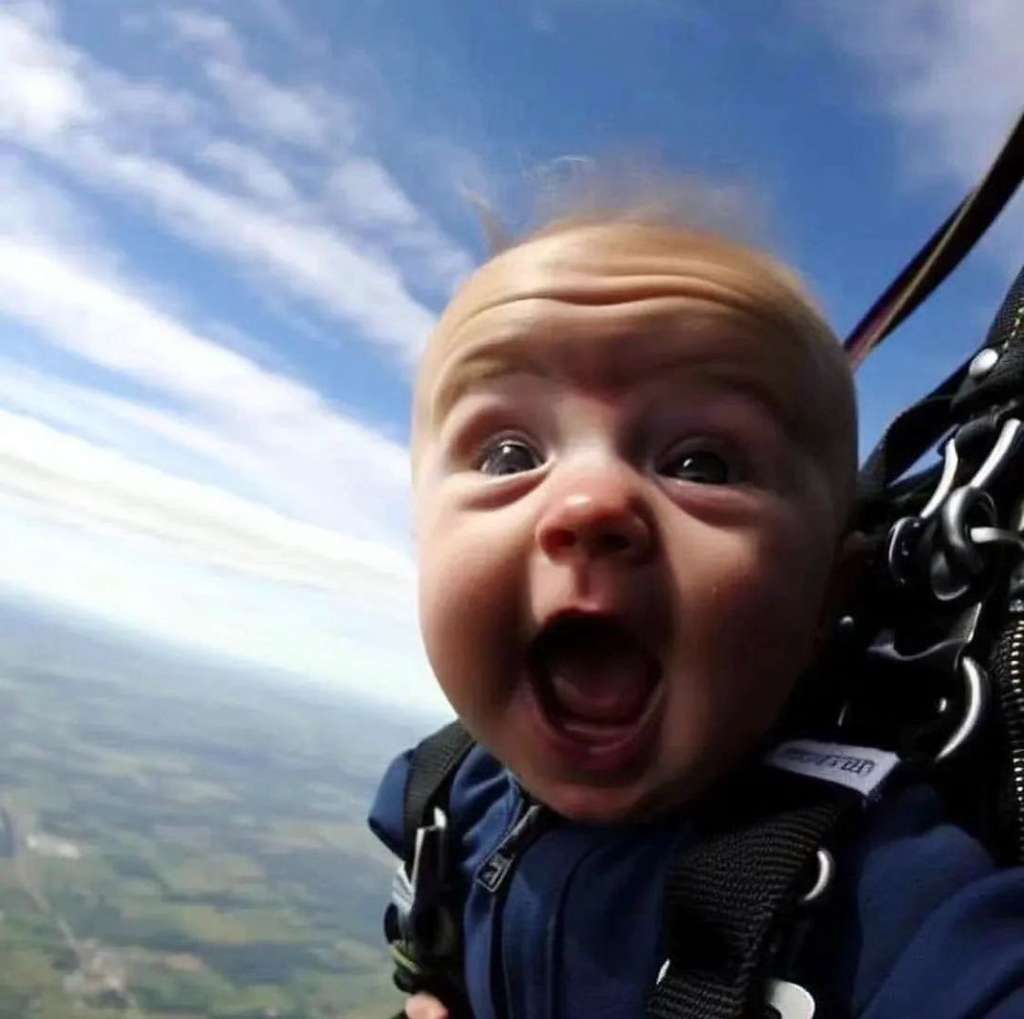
left=996, top=606, right=1024, bottom=861
left=476, top=796, right=553, bottom=1018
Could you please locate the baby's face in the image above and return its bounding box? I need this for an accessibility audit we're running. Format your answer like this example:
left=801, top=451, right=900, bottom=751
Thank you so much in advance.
left=413, top=225, right=850, bottom=823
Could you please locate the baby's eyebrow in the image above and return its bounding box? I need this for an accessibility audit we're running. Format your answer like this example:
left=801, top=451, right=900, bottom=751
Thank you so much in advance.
left=430, top=343, right=801, bottom=448
left=430, top=347, right=551, bottom=429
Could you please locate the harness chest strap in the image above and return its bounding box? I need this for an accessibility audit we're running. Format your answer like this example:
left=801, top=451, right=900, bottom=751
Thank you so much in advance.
left=387, top=725, right=899, bottom=1019
left=648, top=740, right=898, bottom=1019
left=386, top=721, right=475, bottom=1018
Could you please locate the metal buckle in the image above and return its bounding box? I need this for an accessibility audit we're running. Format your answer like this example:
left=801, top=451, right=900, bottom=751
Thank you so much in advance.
left=888, top=417, right=1024, bottom=597
left=856, top=412, right=1024, bottom=758
left=385, top=807, right=458, bottom=965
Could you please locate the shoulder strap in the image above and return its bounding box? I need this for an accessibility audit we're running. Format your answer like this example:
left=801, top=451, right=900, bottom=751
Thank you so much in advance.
left=648, top=767, right=862, bottom=1019
left=386, top=721, right=476, bottom=1018
left=403, top=720, right=476, bottom=864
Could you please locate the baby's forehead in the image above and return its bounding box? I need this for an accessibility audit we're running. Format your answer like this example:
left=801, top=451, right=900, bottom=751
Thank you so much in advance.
left=421, top=223, right=827, bottom=395
left=414, top=223, right=856, bottom=523
left=438, top=224, right=801, bottom=328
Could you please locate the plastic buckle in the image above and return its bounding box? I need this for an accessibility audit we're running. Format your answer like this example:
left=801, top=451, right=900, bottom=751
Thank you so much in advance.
left=385, top=808, right=457, bottom=968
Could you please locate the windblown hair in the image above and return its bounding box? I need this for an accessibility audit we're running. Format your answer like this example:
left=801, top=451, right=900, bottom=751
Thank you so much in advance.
left=466, top=157, right=839, bottom=369
left=468, top=155, right=768, bottom=253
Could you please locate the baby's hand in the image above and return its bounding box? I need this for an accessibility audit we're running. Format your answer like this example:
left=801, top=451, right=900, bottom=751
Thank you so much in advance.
left=405, top=991, right=449, bottom=1019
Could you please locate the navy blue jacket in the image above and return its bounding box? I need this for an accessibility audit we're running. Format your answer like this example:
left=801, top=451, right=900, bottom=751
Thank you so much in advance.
left=370, top=744, right=1024, bottom=1018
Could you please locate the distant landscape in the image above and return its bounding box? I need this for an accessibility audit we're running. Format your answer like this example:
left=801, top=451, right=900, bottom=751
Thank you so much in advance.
left=0, top=596, right=435, bottom=1018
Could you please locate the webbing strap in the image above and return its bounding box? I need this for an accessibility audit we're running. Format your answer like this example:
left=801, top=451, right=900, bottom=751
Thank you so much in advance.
left=951, top=263, right=1024, bottom=418
left=647, top=770, right=859, bottom=1019
left=856, top=387, right=961, bottom=514
left=857, top=260, right=1024, bottom=519
left=403, top=720, right=475, bottom=864
left=845, top=108, right=1024, bottom=367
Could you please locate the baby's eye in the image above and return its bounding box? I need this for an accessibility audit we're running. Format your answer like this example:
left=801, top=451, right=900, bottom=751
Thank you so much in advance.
left=660, top=448, right=734, bottom=485
left=476, top=437, right=543, bottom=476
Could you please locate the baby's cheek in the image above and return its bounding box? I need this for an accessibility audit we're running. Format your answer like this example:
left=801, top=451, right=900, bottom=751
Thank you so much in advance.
left=678, top=522, right=827, bottom=711
left=417, top=521, right=524, bottom=719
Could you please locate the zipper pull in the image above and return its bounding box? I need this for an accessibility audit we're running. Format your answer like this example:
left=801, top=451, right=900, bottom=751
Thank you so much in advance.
left=475, top=803, right=547, bottom=894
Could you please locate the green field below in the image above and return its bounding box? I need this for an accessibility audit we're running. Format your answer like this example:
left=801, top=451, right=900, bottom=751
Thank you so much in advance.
left=0, top=617, right=424, bottom=1018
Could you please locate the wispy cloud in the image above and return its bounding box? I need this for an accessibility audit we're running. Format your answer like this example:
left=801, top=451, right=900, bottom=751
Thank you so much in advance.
left=0, top=409, right=411, bottom=595
left=0, top=0, right=458, bottom=710
left=198, top=139, right=301, bottom=205
left=0, top=156, right=437, bottom=706
left=0, top=0, right=471, bottom=361
left=0, top=493, right=437, bottom=714
left=167, top=7, right=354, bottom=150
left=0, top=217, right=414, bottom=541
left=0, top=0, right=489, bottom=712
left=811, top=1, right=1024, bottom=265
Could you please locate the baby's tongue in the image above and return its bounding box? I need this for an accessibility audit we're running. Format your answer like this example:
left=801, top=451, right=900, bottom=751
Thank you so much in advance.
left=544, top=635, right=653, bottom=724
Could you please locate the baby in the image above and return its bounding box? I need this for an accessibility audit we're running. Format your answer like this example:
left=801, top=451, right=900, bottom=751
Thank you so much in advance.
left=370, top=210, right=1024, bottom=1018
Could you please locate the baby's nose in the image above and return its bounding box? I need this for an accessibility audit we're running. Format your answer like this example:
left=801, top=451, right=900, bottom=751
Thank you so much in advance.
left=535, top=474, right=654, bottom=565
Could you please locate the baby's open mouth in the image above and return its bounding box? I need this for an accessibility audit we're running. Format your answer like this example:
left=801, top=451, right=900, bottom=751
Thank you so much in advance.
left=527, top=613, right=663, bottom=747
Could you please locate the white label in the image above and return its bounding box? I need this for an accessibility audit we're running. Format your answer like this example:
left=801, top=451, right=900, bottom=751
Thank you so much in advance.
left=764, top=739, right=900, bottom=799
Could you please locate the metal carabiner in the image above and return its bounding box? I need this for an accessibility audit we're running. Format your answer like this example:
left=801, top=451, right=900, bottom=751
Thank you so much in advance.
left=892, top=417, right=1022, bottom=594
left=918, top=433, right=961, bottom=521
left=917, top=413, right=1014, bottom=523
left=933, top=417, right=1023, bottom=598
left=965, top=417, right=1023, bottom=493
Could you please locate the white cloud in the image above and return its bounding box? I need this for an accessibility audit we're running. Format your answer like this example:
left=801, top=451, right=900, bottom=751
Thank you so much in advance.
left=165, top=7, right=355, bottom=149
left=165, top=8, right=244, bottom=64
left=68, top=141, right=439, bottom=357
left=0, top=1, right=470, bottom=360
left=0, top=238, right=275, bottom=404
left=203, top=59, right=337, bottom=149
left=0, top=365, right=441, bottom=712
left=327, top=159, right=420, bottom=228
left=812, top=1, right=1024, bottom=265
left=0, top=409, right=411, bottom=595
left=326, top=157, right=474, bottom=292
left=0, top=227, right=414, bottom=540
left=0, top=496, right=444, bottom=715
left=0, top=1, right=476, bottom=713
left=0, top=153, right=104, bottom=254
left=0, top=0, right=93, bottom=141
left=199, top=139, right=300, bottom=205
left=0, top=228, right=435, bottom=708
left=0, top=1, right=201, bottom=145
left=0, top=360, right=268, bottom=493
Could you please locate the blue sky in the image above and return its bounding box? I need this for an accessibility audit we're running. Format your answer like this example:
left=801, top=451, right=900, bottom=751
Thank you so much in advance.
left=1, top=0, right=1022, bottom=716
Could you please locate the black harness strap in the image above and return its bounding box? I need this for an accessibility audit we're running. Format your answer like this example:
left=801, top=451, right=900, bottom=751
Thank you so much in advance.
left=403, top=720, right=475, bottom=863
left=856, top=387, right=961, bottom=516
left=951, top=265, right=1024, bottom=419
left=857, top=260, right=1024, bottom=522
left=648, top=769, right=860, bottom=1019
left=386, top=722, right=475, bottom=1018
